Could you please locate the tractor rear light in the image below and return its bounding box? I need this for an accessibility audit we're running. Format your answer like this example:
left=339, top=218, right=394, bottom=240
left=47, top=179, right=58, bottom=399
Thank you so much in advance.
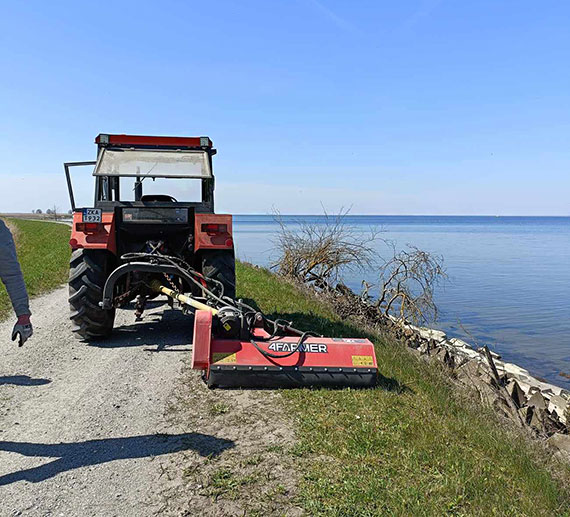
left=201, top=223, right=227, bottom=235
left=76, top=222, right=102, bottom=233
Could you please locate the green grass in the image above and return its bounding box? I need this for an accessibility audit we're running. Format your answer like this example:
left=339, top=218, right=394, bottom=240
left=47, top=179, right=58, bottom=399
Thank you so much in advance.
left=236, top=262, right=570, bottom=517
left=210, top=401, right=231, bottom=415
left=0, top=218, right=70, bottom=320
left=206, top=467, right=261, bottom=501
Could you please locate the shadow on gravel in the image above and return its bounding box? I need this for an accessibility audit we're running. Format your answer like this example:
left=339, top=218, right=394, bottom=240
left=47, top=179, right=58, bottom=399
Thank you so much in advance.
left=0, top=375, right=51, bottom=386
left=89, top=309, right=193, bottom=352
left=0, top=432, right=234, bottom=486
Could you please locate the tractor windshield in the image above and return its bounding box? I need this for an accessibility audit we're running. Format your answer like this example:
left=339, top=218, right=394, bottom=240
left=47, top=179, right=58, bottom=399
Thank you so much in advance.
left=93, top=148, right=212, bottom=178
left=91, top=149, right=213, bottom=204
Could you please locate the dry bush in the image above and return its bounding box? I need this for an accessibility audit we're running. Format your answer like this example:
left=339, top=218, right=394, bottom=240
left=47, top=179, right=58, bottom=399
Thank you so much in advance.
left=272, top=210, right=446, bottom=324
left=271, top=208, right=380, bottom=287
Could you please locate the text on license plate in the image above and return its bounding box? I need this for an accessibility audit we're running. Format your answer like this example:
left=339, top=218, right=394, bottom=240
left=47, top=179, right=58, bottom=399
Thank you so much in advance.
left=82, top=209, right=102, bottom=223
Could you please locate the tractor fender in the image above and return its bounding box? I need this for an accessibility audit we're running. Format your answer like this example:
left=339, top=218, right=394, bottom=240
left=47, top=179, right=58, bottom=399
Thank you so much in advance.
left=194, top=213, right=233, bottom=251
left=69, top=211, right=117, bottom=254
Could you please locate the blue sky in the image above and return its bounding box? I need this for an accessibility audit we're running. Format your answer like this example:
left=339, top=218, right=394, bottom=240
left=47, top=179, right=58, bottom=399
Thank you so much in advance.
left=0, top=1, right=569, bottom=215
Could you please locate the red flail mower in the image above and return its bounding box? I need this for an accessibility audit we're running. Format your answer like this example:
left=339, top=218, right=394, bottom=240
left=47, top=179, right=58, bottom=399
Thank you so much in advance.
left=64, top=134, right=378, bottom=389
left=192, top=310, right=378, bottom=389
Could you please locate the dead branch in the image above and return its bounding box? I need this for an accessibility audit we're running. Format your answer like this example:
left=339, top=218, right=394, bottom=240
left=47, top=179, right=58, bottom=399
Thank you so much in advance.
left=374, top=244, right=446, bottom=324
left=272, top=210, right=446, bottom=325
left=271, top=208, right=382, bottom=286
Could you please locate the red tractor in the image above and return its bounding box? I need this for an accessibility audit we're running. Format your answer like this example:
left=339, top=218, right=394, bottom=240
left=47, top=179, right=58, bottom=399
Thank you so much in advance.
left=64, top=134, right=235, bottom=340
left=64, top=134, right=379, bottom=389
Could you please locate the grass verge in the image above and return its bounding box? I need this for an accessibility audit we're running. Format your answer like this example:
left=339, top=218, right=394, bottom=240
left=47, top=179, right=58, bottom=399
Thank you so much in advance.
left=236, top=262, right=570, bottom=517
left=0, top=218, right=70, bottom=320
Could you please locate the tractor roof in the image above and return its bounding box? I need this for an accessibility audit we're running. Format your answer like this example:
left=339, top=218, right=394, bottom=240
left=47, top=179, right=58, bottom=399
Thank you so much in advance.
left=95, top=134, right=213, bottom=149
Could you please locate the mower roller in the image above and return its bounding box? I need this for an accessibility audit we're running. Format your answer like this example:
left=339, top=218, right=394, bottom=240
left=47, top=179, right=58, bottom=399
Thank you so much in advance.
left=64, top=133, right=378, bottom=389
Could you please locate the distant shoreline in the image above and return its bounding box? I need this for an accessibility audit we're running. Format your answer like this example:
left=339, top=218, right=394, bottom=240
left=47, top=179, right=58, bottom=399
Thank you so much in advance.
left=4, top=211, right=568, bottom=222
left=232, top=213, right=570, bottom=218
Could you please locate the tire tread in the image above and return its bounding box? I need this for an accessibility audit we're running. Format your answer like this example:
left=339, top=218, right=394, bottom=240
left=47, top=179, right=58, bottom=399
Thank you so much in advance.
left=68, top=249, right=115, bottom=340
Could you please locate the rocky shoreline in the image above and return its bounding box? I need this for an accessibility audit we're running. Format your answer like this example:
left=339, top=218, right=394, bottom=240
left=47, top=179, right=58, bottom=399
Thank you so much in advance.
left=321, top=282, right=570, bottom=461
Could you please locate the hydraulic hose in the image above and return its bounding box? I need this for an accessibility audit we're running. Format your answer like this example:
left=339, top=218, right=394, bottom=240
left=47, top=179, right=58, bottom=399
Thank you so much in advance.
left=121, top=252, right=230, bottom=305
left=249, top=330, right=320, bottom=359
left=141, top=253, right=320, bottom=360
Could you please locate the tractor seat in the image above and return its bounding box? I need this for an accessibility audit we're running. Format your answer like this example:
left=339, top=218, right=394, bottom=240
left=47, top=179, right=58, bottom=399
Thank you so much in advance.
left=140, top=194, right=178, bottom=203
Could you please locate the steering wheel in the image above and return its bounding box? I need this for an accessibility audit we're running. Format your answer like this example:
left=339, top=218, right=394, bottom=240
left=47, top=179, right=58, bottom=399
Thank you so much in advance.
left=140, top=194, right=178, bottom=203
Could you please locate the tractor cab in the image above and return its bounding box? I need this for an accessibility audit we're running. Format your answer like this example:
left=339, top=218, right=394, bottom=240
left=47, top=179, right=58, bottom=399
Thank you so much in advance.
left=66, top=134, right=216, bottom=211
left=64, top=134, right=235, bottom=340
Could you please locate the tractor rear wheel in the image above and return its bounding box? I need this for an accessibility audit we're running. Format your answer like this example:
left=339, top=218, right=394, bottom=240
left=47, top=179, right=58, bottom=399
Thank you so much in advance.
left=201, top=250, right=236, bottom=300
left=69, top=249, right=115, bottom=340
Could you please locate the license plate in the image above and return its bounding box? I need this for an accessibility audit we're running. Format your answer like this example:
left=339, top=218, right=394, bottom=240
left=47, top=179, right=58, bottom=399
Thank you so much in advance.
left=82, top=208, right=102, bottom=223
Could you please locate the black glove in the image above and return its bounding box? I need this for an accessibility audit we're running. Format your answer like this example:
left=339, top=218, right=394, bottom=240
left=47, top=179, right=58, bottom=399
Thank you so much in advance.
left=11, top=322, right=33, bottom=347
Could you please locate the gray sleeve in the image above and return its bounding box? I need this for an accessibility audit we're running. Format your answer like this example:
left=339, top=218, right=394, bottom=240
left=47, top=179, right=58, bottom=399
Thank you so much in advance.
left=0, top=220, right=31, bottom=317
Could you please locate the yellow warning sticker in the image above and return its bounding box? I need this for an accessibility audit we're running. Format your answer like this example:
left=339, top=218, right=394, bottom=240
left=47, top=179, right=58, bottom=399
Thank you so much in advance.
left=352, top=355, right=374, bottom=367
left=213, top=352, right=237, bottom=364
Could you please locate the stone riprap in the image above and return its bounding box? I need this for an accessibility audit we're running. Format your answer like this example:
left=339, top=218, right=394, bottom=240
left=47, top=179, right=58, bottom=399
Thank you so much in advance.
left=394, top=316, right=569, bottom=436
left=318, top=281, right=570, bottom=461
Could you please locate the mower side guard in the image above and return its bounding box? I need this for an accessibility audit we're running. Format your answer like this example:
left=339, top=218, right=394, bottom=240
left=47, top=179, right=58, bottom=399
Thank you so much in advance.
left=192, top=310, right=213, bottom=370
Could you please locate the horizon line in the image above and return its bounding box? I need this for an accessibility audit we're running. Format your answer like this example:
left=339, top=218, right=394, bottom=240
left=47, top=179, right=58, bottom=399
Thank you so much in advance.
left=231, top=213, right=570, bottom=218
left=1, top=212, right=569, bottom=218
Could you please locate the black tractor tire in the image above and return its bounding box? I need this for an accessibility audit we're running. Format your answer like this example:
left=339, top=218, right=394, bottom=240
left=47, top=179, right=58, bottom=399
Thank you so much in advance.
left=69, top=249, right=116, bottom=340
left=201, top=250, right=236, bottom=300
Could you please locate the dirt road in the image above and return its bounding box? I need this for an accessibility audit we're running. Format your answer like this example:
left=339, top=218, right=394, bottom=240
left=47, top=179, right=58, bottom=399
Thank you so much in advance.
left=0, top=287, right=300, bottom=516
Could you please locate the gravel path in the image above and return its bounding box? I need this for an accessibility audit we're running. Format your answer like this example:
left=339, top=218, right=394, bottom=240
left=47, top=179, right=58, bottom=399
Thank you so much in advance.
left=0, top=287, right=301, bottom=517
left=0, top=288, right=226, bottom=516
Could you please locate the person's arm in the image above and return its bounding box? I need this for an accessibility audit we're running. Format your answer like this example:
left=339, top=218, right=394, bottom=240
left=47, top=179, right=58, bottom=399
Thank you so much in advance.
left=0, top=220, right=33, bottom=345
